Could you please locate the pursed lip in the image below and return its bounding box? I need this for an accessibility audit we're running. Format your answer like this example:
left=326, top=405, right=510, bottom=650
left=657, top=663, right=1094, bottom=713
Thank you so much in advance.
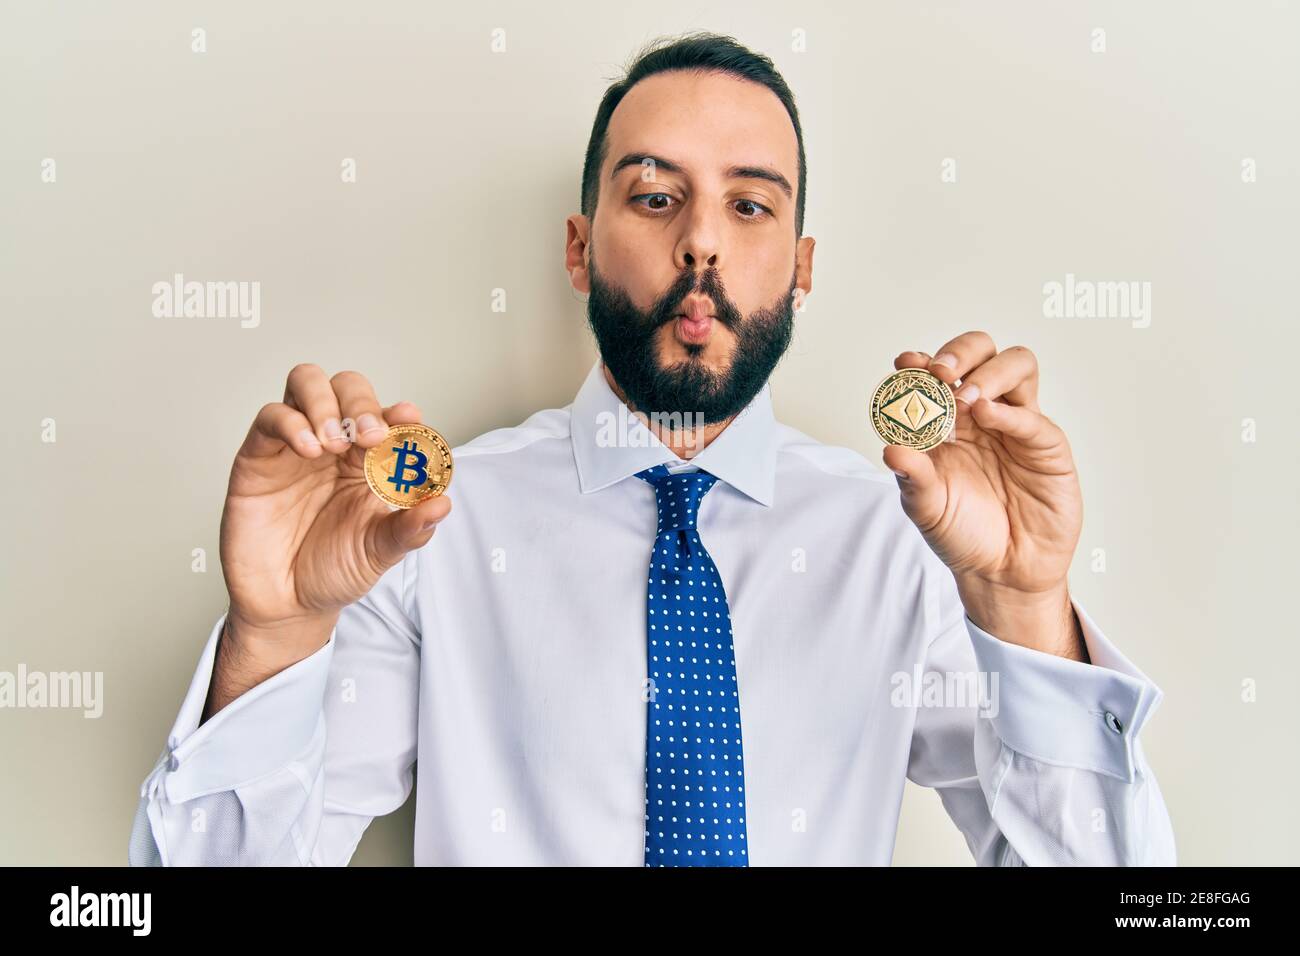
left=673, top=302, right=716, bottom=345
left=673, top=295, right=717, bottom=324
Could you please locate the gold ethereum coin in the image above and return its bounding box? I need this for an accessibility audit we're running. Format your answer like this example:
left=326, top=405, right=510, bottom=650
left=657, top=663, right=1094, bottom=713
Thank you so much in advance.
left=869, top=367, right=957, bottom=451
left=363, top=423, right=453, bottom=509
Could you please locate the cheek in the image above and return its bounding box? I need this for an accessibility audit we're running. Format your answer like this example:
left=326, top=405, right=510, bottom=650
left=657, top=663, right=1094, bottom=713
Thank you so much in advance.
left=602, top=203, right=668, bottom=261
left=744, top=230, right=795, bottom=274
left=731, top=243, right=794, bottom=312
left=601, top=237, right=676, bottom=311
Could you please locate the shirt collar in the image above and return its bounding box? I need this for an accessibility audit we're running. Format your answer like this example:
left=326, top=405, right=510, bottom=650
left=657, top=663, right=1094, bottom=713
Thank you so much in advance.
left=569, top=359, right=776, bottom=508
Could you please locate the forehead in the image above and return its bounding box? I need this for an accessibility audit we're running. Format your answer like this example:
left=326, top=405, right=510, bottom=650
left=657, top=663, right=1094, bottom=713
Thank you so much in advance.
left=604, top=69, right=798, bottom=186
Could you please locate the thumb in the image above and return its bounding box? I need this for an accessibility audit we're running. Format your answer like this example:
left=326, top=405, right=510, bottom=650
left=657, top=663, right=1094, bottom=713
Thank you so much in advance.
left=368, top=495, right=453, bottom=571
left=881, top=444, right=945, bottom=531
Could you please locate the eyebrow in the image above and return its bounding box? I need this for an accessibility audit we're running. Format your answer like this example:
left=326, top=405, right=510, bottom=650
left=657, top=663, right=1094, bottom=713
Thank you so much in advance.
left=610, top=152, right=793, bottom=200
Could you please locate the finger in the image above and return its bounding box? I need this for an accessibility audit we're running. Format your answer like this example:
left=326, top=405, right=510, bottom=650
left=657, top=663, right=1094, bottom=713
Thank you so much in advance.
left=951, top=345, right=1039, bottom=410
left=881, top=444, right=946, bottom=531
left=284, top=364, right=349, bottom=453
left=330, top=370, right=388, bottom=450
left=367, top=494, right=453, bottom=571
left=382, top=400, right=424, bottom=426
left=241, top=402, right=325, bottom=460
left=926, top=330, right=997, bottom=386
left=967, top=397, right=1059, bottom=450
left=894, top=350, right=932, bottom=370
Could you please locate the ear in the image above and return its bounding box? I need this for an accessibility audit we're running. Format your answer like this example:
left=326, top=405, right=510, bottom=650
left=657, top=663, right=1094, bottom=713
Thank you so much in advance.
left=565, top=214, right=592, bottom=294
left=794, top=235, right=815, bottom=299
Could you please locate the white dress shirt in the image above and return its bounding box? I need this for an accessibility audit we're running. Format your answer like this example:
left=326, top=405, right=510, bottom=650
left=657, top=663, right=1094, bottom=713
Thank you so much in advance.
left=129, top=359, right=1175, bottom=866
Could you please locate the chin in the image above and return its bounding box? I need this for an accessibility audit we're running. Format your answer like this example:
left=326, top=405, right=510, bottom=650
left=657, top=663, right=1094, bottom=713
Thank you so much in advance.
left=658, top=346, right=723, bottom=374
left=657, top=328, right=726, bottom=368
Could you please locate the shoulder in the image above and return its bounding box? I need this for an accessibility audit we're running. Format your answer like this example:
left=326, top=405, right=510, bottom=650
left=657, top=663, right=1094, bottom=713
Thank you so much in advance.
left=772, top=420, right=898, bottom=492
left=770, top=418, right=943, bottom=581
left=451, top=403, right=571, bottom=461
left=442, top=402, right=573, bottom=502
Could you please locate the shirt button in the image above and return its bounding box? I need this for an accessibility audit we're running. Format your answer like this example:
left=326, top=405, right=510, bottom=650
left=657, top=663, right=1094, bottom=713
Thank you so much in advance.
left=1104, top=711, right=1124, bottom=735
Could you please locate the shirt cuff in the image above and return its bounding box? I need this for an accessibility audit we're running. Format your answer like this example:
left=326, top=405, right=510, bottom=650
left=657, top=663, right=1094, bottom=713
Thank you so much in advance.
left=154, top=611, right=336, bottom=803
left=964, top=597, right=1164, bottom=784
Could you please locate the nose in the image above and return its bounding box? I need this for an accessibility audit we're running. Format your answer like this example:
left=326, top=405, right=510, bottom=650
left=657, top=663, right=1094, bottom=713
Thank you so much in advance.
left=681, top=248, right=717, bottom=270
left=673, top=204, right=721, bottom=273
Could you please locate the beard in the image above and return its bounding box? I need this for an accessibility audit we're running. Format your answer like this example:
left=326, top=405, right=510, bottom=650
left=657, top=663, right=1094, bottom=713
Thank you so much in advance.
left=584, top=251, right=797, bottom=426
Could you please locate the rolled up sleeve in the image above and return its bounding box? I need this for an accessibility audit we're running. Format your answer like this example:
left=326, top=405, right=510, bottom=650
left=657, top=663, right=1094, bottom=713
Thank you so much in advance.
left=907, top=553, right=1176, bottom=866
left=130, top=612, right=336, bottom=866
left=155, top=612, right=335, bottom=804
left=965, top=599, right=1164, bottom=784
left=129, top=550, right=422, bottom=866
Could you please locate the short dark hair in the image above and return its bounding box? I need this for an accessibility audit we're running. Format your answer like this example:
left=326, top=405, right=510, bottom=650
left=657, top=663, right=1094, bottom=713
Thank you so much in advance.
left=580, top=32, right=807, bottom=237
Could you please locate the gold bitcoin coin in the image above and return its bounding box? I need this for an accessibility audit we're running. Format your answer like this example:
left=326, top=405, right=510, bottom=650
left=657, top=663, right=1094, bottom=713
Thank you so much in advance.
left=363, top=423, right=453, bottom=509
left=869, top=367, right=956, bottom=451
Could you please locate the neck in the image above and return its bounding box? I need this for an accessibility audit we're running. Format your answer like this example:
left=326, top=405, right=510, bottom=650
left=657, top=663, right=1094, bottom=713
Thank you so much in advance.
left=602, top=362, right=735, bottom=461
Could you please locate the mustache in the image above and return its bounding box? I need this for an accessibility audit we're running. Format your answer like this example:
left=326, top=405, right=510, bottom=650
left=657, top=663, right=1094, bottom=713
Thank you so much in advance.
left=652, top=268, right=742, bottom=331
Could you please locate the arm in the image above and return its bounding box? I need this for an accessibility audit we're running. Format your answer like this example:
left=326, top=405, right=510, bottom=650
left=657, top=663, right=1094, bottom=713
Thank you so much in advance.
left=129, top=554, right=421, bottom=866
left=906, top=560, right=1175, bottom=865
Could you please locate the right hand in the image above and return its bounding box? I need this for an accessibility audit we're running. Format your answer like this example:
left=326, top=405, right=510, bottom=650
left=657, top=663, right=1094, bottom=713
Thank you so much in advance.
left=219, top=364, right=452, bottom=646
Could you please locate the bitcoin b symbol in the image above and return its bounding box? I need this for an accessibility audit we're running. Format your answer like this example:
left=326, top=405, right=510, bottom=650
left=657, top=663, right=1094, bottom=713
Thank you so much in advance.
left=386, top=440, right=430, bottom=493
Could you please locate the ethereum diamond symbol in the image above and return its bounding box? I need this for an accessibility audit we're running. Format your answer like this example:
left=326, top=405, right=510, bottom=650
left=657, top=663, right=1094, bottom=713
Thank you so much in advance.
left=881, top=389, right=945, bottom=432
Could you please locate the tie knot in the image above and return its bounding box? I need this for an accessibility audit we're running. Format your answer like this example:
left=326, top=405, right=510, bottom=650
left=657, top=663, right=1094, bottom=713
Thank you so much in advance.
left=635, top=465, right=719, bottom=535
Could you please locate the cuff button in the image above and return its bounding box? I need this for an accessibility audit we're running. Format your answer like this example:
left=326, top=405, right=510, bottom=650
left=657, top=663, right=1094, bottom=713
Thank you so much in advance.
left=1104, top=711, right=1124, bottom=735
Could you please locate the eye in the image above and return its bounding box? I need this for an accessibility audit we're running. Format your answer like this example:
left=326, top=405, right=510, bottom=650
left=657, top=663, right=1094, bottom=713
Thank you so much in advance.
left=732, top=198, right=773, bottom=221
left=629, top=193, right=774, bottom=221
left=631, top=193, right=677, bottom=214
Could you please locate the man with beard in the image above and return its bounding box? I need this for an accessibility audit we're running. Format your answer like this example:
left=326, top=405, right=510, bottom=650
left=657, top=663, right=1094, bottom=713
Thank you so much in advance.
left=584, top=254, right=796, bottom=435
left=131, top=32, right=1174, bottom=867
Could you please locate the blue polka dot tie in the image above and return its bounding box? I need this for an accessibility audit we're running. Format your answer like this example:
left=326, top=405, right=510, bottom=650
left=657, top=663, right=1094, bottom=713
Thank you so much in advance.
left=635, top=464, right=749, bottom=867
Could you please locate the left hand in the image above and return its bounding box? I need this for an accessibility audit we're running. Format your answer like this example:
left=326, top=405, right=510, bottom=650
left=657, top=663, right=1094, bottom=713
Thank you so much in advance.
left=882, top=332, right=1084, bottom=651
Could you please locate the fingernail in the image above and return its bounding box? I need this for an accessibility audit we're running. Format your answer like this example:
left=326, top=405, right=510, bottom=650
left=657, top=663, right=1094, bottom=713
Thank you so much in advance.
left=891, top=468, right=909, bottom=480
left=421, top=518, right=440, bottom=531
left=930, top=353, right=958, bottom=369
left=299, top=428, right=321, bottom=448
left=322, top=418, right=344, bottom=440
left=357, top=413, right=384, bottom=436
left=956, top=384, right=980, bottom=404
